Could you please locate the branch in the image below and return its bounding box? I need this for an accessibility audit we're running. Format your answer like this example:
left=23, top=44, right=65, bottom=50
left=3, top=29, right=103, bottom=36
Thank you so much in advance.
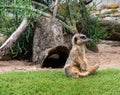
left=0, top=18, right=28, bottom=58
left=52, top=0, right=60, bottom=19
left=58, top=20, right=75, bottom=34
left=0, top=5, right=51, bottom=17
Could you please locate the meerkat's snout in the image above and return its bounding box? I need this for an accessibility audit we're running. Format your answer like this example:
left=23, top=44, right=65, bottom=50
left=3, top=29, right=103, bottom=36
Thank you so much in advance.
left=83, top=37, right=90, bottom=43
left=80, top=34, right=90, bottom=43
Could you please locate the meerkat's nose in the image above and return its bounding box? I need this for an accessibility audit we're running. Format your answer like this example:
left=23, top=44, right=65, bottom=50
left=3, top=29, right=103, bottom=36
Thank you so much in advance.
left=84, top=38, right=91, bottom=42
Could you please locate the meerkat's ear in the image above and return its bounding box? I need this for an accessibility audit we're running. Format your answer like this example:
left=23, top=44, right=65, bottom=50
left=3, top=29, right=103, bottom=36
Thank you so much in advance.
left=72, top=36, right=77, bottom=45
left=72, top=33, right=82, bottom=45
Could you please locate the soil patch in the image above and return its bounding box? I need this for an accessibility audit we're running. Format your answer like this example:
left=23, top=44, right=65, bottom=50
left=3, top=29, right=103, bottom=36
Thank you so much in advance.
left=0, top=43, right=119, bottom=73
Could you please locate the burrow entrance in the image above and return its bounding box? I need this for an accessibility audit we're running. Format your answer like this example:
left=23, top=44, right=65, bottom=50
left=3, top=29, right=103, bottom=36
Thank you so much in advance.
left=41, top=46, right=69, bottom=68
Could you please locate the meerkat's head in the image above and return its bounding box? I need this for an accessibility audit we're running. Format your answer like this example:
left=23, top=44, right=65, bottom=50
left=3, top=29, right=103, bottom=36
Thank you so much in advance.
left=72, top=33, right=90, bottom=46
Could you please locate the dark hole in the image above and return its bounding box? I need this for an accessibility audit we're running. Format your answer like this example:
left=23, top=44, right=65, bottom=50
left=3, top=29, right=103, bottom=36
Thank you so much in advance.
left=41, top=46, right=69, bottom=68
left=42, top=53, right=67, bottom=68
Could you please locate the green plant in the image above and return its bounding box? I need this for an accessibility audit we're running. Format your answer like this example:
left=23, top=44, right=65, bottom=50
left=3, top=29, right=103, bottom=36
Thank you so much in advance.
left=0, top=0, right=35, bottom=59
left=0, top=0, right=109, bottom=59
left=0, top=0, right=53, bottom=59
left=58, top=0, right=108, bottom=44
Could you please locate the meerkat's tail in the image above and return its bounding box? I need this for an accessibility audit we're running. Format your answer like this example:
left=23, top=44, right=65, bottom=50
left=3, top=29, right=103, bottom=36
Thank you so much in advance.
left=87, top=64, right=99, bottom=75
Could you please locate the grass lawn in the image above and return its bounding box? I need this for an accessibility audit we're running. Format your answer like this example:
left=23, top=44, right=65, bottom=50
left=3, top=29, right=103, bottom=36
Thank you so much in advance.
left=0, top=69, right=120, bottom=95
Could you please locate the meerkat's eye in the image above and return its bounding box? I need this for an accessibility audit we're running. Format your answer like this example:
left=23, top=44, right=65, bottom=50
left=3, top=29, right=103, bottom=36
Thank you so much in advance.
left=80, top=36, right=86, bottom=40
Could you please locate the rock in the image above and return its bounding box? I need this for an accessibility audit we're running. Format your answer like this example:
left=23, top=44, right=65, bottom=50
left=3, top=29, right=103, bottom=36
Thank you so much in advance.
left=100, top=19, right=120, bottom=41
left=100, top=40, right=120, bottom=46
left=113, top=12, right=120, bottom=17
left=107, top=4, right=119, bottom=9
left=90, top=4, right=120, bottom=41
left=101, top=9, right=112, bottom=14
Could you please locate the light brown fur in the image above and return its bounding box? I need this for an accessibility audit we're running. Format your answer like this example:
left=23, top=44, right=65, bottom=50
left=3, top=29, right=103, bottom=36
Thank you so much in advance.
left=64, top=33, right=99, bottom=78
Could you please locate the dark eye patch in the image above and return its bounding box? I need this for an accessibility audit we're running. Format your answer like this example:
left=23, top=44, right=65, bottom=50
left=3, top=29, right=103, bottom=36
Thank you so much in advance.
left=80, top=36, right=86, bottom=39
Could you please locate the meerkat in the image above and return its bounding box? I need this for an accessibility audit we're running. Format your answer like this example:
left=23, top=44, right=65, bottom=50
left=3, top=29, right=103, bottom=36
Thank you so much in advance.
left=64, top=33, right=99, bottom=78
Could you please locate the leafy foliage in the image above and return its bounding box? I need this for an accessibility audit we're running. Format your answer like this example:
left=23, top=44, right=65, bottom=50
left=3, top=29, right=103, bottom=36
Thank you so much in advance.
left=0, top=0, right=109, bottom=59
left=58, top=0, right=108, bottom=43
left=0, top=0, right=35, bottom=59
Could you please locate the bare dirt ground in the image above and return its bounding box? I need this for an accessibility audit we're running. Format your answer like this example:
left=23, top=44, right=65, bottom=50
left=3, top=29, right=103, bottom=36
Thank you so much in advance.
left=0, top=43, right=119, bottom=73
left=87, top=43, right=120, bottom=69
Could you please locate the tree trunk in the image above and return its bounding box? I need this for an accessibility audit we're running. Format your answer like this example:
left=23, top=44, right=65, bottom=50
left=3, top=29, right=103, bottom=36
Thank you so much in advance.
left=32, top=17, right=69, bottom=68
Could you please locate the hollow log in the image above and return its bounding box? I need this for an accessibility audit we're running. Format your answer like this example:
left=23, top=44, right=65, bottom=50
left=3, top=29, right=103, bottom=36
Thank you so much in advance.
left=32, top=17, right=69, bottom=68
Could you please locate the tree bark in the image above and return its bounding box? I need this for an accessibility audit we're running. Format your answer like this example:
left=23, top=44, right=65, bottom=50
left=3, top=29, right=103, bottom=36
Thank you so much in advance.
left=32, top=17, right=69, bottom=68
left=0, top=18, right=28, bottom=58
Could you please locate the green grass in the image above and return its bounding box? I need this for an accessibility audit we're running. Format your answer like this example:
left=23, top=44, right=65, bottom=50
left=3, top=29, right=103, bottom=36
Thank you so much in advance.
left=0, top=69, right=120, bottom=95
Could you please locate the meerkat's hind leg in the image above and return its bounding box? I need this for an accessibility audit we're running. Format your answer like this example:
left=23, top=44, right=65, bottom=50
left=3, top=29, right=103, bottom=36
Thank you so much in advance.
left=64, top=66, right=79, bottom=78
left=65, top=66, right=89, bottom=78
left=87, top=64, right=99, bottom=75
